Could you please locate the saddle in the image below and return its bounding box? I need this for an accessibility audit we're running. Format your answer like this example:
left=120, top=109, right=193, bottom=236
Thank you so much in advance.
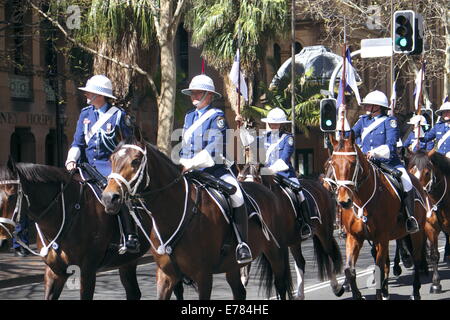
left=77, top=163, right=107, bottom=202
left=370, top=160, right=405, bottom=202
left=184, top=170, right=258, bottom=223
left=273, top=174, right=319, bottom=221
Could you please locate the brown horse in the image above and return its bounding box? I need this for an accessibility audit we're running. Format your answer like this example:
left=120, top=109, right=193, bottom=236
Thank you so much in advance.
left=407, top=149, right=450, bottom=293
left=3, top=160, right=152, bottom=300
left=237, top=163, right=343, bottom=299
left=328, top=132, right=428, bottom=300
left=101, top=135, right=293, bottom=300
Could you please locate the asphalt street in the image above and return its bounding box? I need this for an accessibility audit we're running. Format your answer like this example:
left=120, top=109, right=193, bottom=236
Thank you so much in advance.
left=1, top=231, right=449, bottom=300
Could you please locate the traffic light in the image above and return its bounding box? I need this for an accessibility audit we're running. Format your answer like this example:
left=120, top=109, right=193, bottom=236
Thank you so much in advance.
left=393, top=10, right=415, bottom=53
left=320, top=98, right=337, bottom=132
left=393, top=10, right=423, bottom=55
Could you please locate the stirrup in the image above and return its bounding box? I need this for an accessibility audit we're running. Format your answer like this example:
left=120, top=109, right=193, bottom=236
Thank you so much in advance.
left=236, top=242, right=252, bottom=264
left=118, top=244, right=128, bottom=255
left=406, top=217, right=419, bottom=234
left=300, top=224, right=312, bottom=240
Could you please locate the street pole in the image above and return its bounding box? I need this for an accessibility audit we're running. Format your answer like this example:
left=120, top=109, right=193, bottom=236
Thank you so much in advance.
left=53, top=75, right=63, bottom=167
left=291, top=0, right=296, bottom=169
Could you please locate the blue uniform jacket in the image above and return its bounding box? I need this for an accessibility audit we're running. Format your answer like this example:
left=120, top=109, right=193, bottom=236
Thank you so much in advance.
left=421, top=122, right=450, bottom=155
left=403, top=131, right=434, bottom=152
left=351, top=114, right=402, bottom=167
left=71, top=104, right=132, bottom=177
left=180, top=105, right=228, bottom=177
left=264, top=131, right=297, bottom=179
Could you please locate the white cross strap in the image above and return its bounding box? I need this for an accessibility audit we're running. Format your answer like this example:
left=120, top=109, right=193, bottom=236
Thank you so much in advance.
left=182, top=109, right=219, bottom=144
left=437, top=129, right=450, bottom=150
left=265, top=134, right=287, bottom=164
left=361, top=116, right=386, bottom=143
left=85, top=106, right=119, bottom=144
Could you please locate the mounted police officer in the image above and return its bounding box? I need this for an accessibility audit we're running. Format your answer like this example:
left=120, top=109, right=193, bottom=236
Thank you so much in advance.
left=237, top=107, right=313, bottom=239
left=350, top=90, right=419, bottom=234
left=65, top=75, right=140, bottom=254
left=421, top=102, right=450, bottom=157
left=179, top=74, right=252, bottom=264
left=403, top=115, right=434, bottom=152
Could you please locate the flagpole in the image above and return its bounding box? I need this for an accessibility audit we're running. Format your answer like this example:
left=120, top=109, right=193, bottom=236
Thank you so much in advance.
left=340, top=17, right=347, bottom=134
left=417, top=59, right=425, bottom=145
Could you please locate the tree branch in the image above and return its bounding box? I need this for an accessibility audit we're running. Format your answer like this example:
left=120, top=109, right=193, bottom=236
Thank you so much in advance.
left=28, top=0, right=160, bottom=98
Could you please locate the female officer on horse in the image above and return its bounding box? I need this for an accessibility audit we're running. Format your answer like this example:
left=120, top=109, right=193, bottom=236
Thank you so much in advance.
left=236, top=107, right=313, bottom=238
left=178, top=74, right=252, bottom=264
left=65, top=74, right=139, bottom=253
left=420, top=102, right=450, bottom=157
left=350, top=90, right=419, bottom=234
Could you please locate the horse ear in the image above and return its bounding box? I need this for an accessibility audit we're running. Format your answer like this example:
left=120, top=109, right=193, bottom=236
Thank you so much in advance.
left=349, top=130, right=355, bottom=144
left=7, top=155, right=18, bottom=177
left=328, top=133, right=338, bottom=149
left=133, top=125, right=144, bottom=143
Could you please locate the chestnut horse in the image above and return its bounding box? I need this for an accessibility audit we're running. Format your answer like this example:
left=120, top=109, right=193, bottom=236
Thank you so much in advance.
left=328, top=133, right=428, bottom=300
left=237, top=163, right=343, bottom=299
left=3, top=160, right=152, bottom=300
left=102, top=135, right=293, bottom=300
left=407, top=149, right=450, bottom=293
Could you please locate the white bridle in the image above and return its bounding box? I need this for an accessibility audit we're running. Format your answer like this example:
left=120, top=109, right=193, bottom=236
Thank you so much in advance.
left=108, top=144, right=150, bottom=198
left=0, top=179, right=22, bottom=238
left=330, top=149, right=377, bottom=218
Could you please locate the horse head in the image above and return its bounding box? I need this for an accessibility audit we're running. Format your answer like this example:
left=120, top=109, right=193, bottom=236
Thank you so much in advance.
left=328, top=132, right=368, bottom=209
left=407, top=149, right=434, bottom=191
left=102, top=126, right=149, bottom=215
left=237, top=163, right=262, bottom=183
left=0, top=158, right=21, bottom=241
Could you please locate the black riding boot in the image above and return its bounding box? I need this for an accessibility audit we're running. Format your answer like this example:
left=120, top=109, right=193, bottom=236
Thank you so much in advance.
left=119, top=207, right=140, bottom=254
left=404, top=190, right=419, bottom=234
left=299, top=194, right=313, bottom=240
left=233, top=204, right=252, bottom=264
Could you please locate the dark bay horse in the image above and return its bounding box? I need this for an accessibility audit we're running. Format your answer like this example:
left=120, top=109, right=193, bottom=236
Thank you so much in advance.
left=407, top=149, right=450, bottom=293
left=328, top=132, right=428, bottom=300
left=102, top=136, right=294, bottom=300
left=3, top=160, right=152, bottom=300
left=237, top=163, right=343, bottom=299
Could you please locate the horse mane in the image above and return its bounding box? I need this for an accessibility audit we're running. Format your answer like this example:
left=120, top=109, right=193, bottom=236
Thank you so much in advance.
left=0, top=165, right=15, bottom=181
left=15, top=163, right=70, bottom=184
left=114, top=136, right=181, bottom=176
left=408, top=150, right=431, bottom=171
left=430, top=151, right=450, bottom=176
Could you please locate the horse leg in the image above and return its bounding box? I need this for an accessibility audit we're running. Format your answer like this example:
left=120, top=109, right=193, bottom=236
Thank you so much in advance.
left=196, top=273, right=213, bottom=300
left=425, top=224, right=442, bottom=294
left=118, top=261, right=141, bottom=300
left=156, top=267, right=178, bottom=300
left=407, top=233, right=427, bottom=300
left=79, top=269, right=97, bottom=300
left=173, top=281, right=185, bottom=300
left=290, top=243, right=306, bottom=300
left=43, top=266, right=68, bottom=300
left=374, top=241, right=389, bottom=300
left=226, top=269, right=247, bottom=300
left=443, top=232, right=450, bottom=264
left=393, top=240, right=402, bottom=277
left=344, top=234, right=364, bottom=300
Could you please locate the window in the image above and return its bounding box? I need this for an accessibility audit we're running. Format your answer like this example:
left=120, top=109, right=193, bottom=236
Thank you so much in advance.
left=296, top=148, right=313, bottom=177
left=10, top=128, right=36, bottom=163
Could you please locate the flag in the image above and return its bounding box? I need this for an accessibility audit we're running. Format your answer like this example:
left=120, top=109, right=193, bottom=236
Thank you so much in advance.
left=388, top=81, right=396, bottom=116
left=336, top=48, right=361, bottom=108
left=229, top=49, right=248, bottom=101
left=414, top=65, right=425, bottom=110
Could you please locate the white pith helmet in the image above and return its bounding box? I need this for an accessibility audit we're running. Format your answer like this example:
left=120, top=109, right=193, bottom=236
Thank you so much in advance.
left=435, top=102, right=450, bottom=116
left=407, top=115, right=427, bottom=126
left=360, top=90, right=389, bottom=109
left=78, top=75, right=116, bottom=99
left=181, top=74, right=222, bottom=99
left=261, top=108, right=291, bottom=124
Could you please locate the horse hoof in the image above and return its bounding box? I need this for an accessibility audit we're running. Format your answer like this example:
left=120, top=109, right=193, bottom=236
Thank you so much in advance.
left=393, top=266, right=402, bottom=277
left=382, top=294, right=390, bottom=300
left=409, top=295, right=421, bottom=300
left=333, top=286, right=345, bottom=297
left=343, top=284, right=351, bottom=292
left=430, top=284, right=442, bottom=294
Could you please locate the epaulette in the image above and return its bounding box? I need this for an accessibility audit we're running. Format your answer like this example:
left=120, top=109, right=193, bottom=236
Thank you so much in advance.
left=81, top=105, right=92, bottom=112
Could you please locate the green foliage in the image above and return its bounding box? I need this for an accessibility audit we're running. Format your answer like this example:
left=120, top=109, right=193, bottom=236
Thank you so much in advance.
left=184, top=0, right=288, bottom=74
left=242, top=75, right=326, bottom=136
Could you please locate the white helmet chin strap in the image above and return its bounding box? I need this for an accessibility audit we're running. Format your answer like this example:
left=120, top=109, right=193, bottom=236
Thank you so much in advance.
left=87, top=94, right=98, bottom=105
left=193, top=91, right=209, bottom=107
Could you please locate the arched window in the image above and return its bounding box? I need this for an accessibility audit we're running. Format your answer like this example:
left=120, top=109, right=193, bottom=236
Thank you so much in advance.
left=45, top=129, right=68, bottom=166
left=10, top=128, right=36, bottom=163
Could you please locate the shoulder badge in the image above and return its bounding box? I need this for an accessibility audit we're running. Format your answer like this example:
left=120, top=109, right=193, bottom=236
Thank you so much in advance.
left=390, top=119, right=397, bottom=128
left=287, top=136, right=294, bottom=146
left=216, top=116, right=225, bottom=129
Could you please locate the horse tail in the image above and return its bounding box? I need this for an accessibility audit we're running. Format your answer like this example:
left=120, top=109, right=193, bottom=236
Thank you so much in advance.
left=312, top=234, right=343, bottom=281
left=256, top=251, right=293, bottom=300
